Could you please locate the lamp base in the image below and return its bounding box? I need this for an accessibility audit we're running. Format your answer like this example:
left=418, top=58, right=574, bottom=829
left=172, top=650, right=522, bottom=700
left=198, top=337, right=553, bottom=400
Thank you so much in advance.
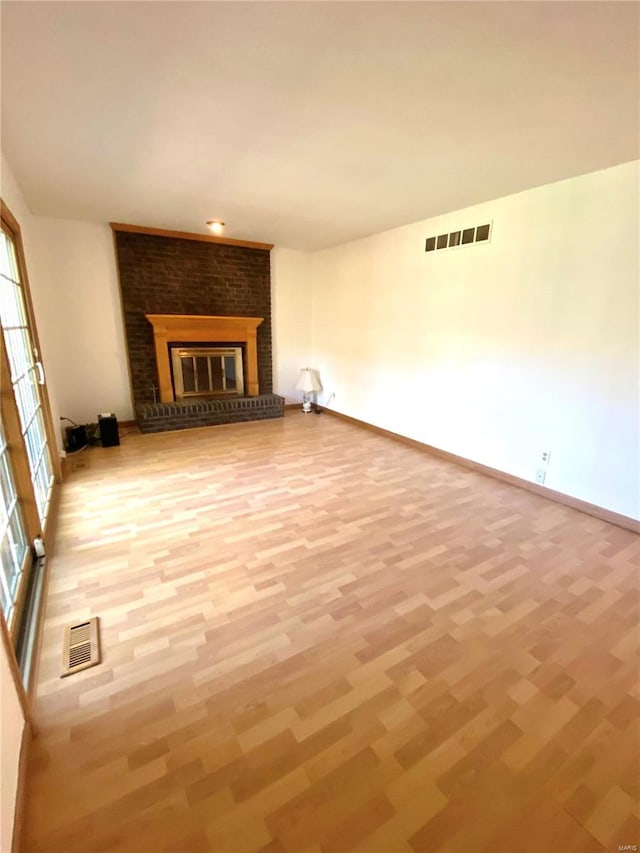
left=301, top=400, right=312, bottom=413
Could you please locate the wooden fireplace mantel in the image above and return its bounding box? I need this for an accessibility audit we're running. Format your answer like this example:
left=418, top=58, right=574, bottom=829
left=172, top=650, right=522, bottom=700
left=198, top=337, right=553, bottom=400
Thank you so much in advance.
left=145, top=314, right=264, bottom=402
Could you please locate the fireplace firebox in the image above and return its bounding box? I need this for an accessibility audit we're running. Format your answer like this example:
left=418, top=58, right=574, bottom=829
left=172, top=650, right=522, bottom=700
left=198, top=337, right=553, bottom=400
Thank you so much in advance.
left=171, top=346, right=244, bottom=400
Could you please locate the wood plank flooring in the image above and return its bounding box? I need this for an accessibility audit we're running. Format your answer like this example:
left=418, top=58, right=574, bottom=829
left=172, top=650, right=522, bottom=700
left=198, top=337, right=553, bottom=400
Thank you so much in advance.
left=23, top=413, right=639, bottom=853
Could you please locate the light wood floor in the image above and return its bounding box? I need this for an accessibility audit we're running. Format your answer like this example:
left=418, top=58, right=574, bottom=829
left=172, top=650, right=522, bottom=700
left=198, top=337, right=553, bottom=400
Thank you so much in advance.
left=23, top=413, right=639, bottom=853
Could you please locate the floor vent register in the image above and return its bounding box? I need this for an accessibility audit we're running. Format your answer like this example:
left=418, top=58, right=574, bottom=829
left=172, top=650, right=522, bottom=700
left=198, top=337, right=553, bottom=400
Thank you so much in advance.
left=61, top=616, right=101, bottom=677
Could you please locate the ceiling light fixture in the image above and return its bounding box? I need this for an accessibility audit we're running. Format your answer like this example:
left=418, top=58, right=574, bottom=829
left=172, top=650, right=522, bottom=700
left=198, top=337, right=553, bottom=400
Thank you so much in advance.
left=206, top=219, right=225, bottom=235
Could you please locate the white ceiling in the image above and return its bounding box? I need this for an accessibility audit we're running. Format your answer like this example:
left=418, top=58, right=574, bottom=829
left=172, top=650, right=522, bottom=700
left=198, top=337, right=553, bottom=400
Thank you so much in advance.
left=1, top=1, right=638, bottom=251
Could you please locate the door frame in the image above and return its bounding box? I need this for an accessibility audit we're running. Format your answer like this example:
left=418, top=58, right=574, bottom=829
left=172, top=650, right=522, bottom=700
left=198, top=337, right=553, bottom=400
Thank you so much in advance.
left=0, top=198, right=61, bottom=698
left=1, top=200, right=62, bottom=491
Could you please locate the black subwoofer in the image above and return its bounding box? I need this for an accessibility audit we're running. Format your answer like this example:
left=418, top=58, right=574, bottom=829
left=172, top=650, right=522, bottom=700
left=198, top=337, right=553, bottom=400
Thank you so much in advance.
left=97, top=414, right=120, bottom=447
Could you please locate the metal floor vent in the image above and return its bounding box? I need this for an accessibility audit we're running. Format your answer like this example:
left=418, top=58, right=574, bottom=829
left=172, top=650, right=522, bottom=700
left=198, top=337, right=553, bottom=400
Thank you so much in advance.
left=61, top=616, right=101, bottom=677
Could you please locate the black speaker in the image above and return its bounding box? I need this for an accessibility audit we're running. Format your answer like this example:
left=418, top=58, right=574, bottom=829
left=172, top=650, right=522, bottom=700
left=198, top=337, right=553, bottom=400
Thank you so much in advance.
left=65, top=425, right=87, bottom=453
left=97, top=414, right=120, bottom=447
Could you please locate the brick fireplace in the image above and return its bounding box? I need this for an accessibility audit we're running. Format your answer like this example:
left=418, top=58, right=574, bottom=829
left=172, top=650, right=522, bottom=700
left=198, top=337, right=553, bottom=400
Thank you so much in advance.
left=146, top=313, right=263, bottom=401
left=113, top=225, right=284, bottom=433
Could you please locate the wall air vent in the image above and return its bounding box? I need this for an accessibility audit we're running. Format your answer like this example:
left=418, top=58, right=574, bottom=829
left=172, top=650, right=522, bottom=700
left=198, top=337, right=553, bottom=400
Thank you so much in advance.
left=425, top=222, right=492, bottom=253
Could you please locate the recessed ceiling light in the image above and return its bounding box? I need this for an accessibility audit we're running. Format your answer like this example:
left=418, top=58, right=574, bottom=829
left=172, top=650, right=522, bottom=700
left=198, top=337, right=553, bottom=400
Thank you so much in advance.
left=206, top=219, right=225, bottom=235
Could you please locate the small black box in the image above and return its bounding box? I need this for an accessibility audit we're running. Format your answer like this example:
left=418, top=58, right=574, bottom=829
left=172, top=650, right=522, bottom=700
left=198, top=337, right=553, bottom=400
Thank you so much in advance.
left=97, top=414, right=120, bottom=447
left=65, top=425, right=87, bottom=453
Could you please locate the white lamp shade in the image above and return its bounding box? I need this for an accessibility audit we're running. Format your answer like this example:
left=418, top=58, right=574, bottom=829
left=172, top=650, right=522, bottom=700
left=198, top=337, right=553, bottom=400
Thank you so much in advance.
left=295, top=368, right=321, bottom=393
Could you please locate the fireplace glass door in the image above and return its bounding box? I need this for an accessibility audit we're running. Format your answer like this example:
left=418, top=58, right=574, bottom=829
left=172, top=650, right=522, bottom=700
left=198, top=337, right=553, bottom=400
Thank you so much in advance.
left=171, top=347, right=244, bottom=400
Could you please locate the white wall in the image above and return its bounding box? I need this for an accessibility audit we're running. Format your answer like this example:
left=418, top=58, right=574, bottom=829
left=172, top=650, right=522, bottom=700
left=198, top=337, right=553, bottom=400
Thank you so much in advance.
left=271, top=247, right=313, bottom=403
left=311, top=162, right=640, bottom=520
left=2, top=156, right=133, bottom=440
left=0, top=644, right=25, bottom=852
left=29, top=217, right=133, bottom=425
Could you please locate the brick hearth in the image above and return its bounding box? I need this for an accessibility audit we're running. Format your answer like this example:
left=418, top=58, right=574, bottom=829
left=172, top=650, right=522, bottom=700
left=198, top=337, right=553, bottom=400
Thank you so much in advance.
left=136, top=394, right=284, bottom=433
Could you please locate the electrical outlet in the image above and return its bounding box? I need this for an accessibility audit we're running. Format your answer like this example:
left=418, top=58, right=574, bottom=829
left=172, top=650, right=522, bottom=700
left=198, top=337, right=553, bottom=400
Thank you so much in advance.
left=541, top=450, right=551, bottom=465
left=535, top=468, right=546, bottom=484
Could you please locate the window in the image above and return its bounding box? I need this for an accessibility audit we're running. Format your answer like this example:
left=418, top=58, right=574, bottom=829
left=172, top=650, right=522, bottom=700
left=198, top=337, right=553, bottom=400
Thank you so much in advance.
left=0, top=418, right=29, bottom=626
left=0, top=200, right=59, bottom=682
left=0, top=227, right=54, bottom=523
